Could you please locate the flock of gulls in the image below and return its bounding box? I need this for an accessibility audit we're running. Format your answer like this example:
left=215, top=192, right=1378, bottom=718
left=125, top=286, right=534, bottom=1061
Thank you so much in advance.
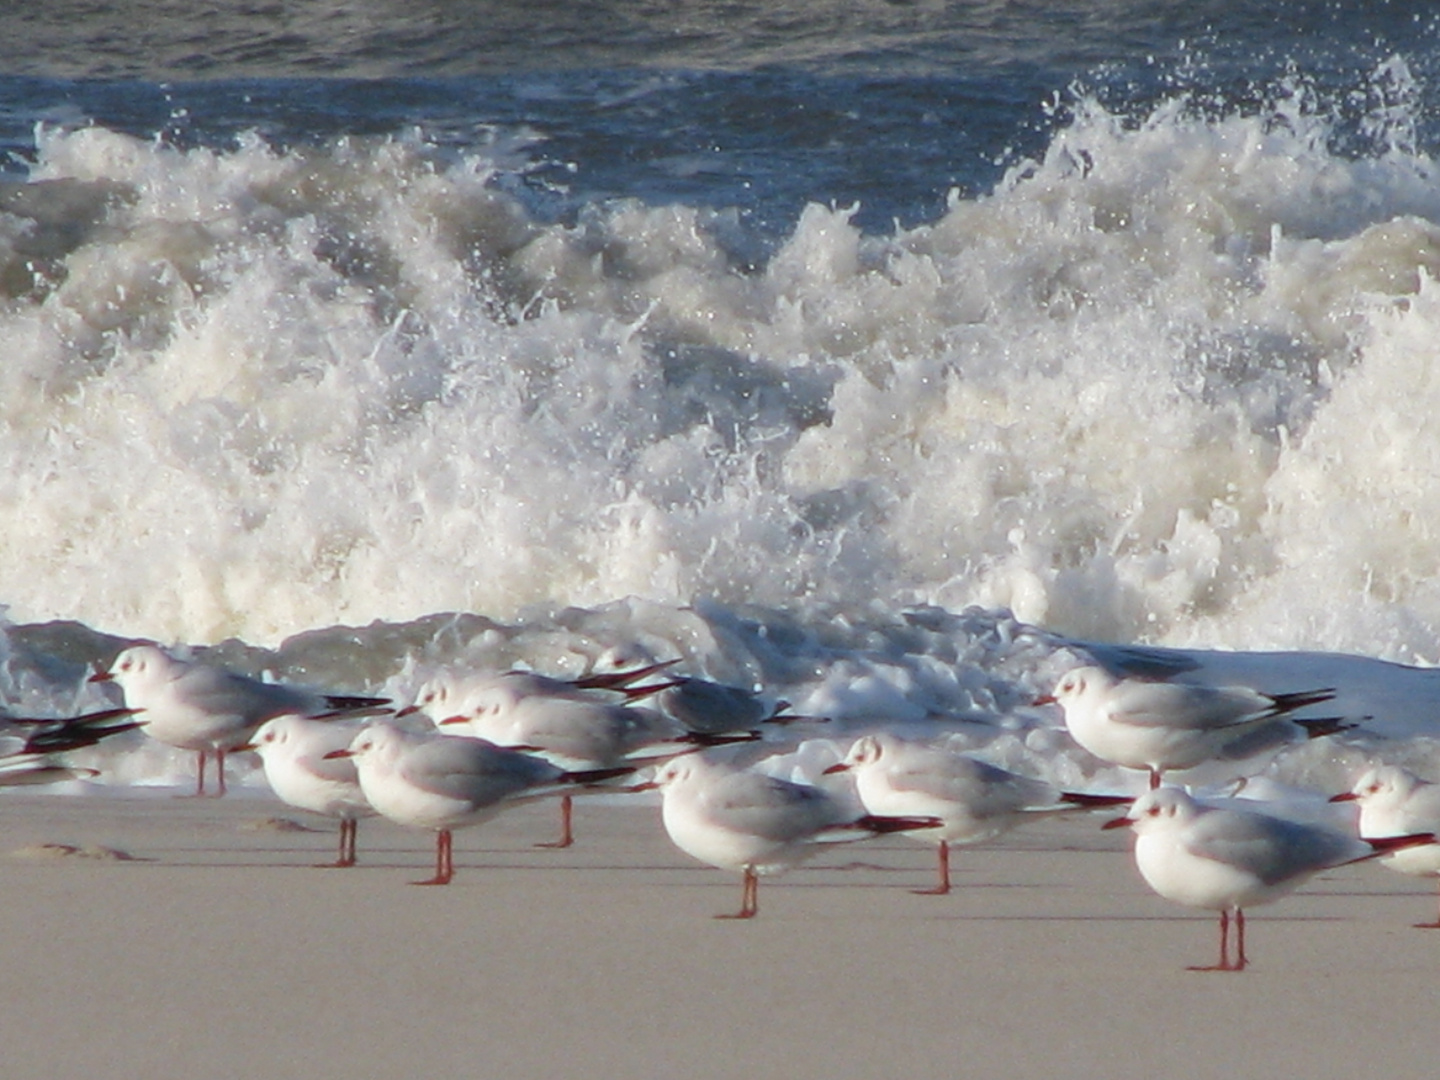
left=4, top=642, right=1439, bottom=972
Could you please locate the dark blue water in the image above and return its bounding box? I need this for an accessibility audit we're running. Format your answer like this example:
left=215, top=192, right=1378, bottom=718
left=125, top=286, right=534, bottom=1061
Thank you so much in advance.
left=3, top=2, right=1438, bottom=238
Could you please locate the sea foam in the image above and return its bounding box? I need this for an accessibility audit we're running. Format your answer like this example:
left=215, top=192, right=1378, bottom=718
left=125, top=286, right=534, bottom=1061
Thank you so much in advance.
left=1, top=75, right=1440, bottom=666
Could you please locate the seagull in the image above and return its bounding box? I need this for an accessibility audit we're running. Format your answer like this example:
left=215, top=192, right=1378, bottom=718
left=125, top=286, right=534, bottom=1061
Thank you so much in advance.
left=397, top=662, right=678, bottom=721
left=90, top=643, right=390, bottom=797
left=242, top=715, right=376, bottom=867
left=326, top=722, right=633, bottom=884
left=646, top=753, right=942, bottom=919
left=0, top=706, right=144, bottom=757
left=438, top=690, right=756, bottom=849
left=1104, top=787, right=1432, bottom=971
left=1331, top=764, right=1440, bottom=928
left=824, top=733, right=1127, bottom=894
left=1040, top=665, right=1343, bottom=788
left=0, top=705, right=145, bottom=787
left=651, top=676, right=826, bottom=735
left=0, top=752, right=100, bottom=786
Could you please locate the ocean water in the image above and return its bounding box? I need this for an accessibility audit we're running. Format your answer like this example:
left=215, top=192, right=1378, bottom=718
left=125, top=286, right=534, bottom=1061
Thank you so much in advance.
left=4, top=1, right=1440, bottom=789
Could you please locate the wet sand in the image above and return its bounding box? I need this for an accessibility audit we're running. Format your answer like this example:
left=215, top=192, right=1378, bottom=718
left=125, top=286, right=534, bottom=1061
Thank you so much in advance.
left=0, top=788, right=1434, bottom=1080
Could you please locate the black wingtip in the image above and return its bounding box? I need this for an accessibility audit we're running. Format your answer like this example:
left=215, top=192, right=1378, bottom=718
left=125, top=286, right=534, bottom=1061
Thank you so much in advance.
left=680, top=730, right=763, bottom=747
left=1268, top=687, right=1339, bottom=715
left=1295, top=715, right=1357, bottom=739
left=321, top=694, right=391, bottom=712
left=853, top=814, right=944, bottom=835
left=574, top=659, right=683, bottom=690
left=561, top=765, right=638, bottom=786
left=1058, top=791, right=1133, bottom=808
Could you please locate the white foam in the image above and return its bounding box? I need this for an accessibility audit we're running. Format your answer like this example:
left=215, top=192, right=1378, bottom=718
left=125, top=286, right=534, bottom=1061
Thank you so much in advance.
left=1, top=74, right=1440, bottom=663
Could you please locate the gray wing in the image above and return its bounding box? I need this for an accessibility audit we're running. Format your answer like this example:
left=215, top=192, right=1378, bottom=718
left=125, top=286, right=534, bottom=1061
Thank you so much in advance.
left=885, top=751, right=1056, bottom=813
left=1107, top=680, right=1274, bottom=731
left=1186, top=807, right=1368, bottom=886
left=509, top=699, right=672, bottom=761
left=402, top=737, right=561, bottom=805
left=702, top=771, right=838, bottom=842
left=658, top=680, right=768, bottom=734
left=179, top=666, right=317, bottom=722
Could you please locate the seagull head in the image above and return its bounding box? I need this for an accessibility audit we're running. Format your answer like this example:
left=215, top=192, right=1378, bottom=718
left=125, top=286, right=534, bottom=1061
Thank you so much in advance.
left=241, top=714, right=307, bottom=756
left=1103, top=787, right=1200, bottom=833
left=89, top=643, right=174, bottom=691
left=823, top=734, right=887, bottom=775
left=1331, top=763, right=1420, bottom=806
left=325, top=723, right=405, bottom=764
left=1042, top=665, right=1118, bottom=709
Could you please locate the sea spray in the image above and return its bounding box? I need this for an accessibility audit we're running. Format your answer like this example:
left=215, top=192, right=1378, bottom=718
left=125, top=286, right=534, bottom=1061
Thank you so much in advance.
left=1, top=76, right=1440, bottom=663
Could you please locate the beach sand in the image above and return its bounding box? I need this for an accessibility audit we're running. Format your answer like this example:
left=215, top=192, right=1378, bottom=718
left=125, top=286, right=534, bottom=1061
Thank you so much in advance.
left=0, top=787, right=1434, bottom=1080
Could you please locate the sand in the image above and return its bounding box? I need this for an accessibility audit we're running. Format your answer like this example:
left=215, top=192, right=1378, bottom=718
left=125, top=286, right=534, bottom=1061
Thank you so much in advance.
left=0, top=786, right=1434, bottom=1080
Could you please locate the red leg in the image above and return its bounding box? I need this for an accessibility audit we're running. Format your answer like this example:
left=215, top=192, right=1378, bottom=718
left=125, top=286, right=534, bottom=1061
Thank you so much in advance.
left=341, top=819, right=357, bottom=866
left=537, top=794, right=575, bottom=849
left=1189, top=908, right=1246, bottom=972
left=412, top=828, right=454, bottom=885
left=1149, top=768, right=1162, bottom=790
left=322, top=819, right=358, bottom=868
left=183, top=749, right=226, bottom=798
left=716, top=868, right=759, bottom=919
left=1234, top=909, right=1247, bottom=970
left=913, top=841, right=951, bottom=895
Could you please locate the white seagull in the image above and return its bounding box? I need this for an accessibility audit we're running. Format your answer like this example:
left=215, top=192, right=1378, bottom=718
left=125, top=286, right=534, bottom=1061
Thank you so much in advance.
left=243, top=714, right=376, bottom=867
left=1104, top=787, right=1431, bottom=971
left=646, top=753, right=941, bottom=919
left=326, top=723, right=633, bottom=884
left=651, top=677, right=808, bottom=735
left=398, top=662, right=678, bottom=722
left=438, top=690, right=755, bottom=849
left=824, top=733, right=1127, bottom=894
left=0, top=753, right=97, bottom=786
left=1332, top=764, right=1440, bottom=928
left=0, top=705, right=143, bottom=786
left=1040, top=665, right=1343, bottom=789
left=90, top=643, right=390, bottom=796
